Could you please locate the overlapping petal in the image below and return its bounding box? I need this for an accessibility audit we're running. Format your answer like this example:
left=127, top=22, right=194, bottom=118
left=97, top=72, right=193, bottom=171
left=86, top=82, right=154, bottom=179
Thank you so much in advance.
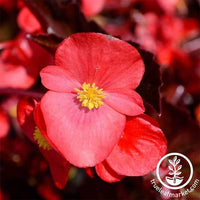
left=106, top=114, right=167, bottom=176
left=17, top=97, right=37, bottom=142
left=40, top=66, right=81, bottom=93
left=104, top=89, right=145, bottom=116
left=17, top=97, right=70, bottom=189
left=40, top=91, right=126, bottom=167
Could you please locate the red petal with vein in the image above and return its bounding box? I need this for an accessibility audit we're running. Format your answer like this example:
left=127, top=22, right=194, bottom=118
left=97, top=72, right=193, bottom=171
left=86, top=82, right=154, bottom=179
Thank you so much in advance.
left=40, top=65, right=81, bottom=93
left=17, top=7, right=42, bottom=33
left=95, top=161, right=124, bottom=183
left=55, top=33, right=144, bottom=90
left=104, top=90, right=144, bottom=116
left=106, top=114, right=167, bottom=176
left=40, top=91, right=126, bottom=167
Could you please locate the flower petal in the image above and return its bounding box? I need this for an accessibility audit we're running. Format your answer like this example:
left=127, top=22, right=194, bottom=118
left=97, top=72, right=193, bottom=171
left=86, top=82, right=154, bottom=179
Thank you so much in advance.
left=41, top=149, right=70, bottom=189
left=95, top=161, right=124, bottom=183
left=17, top=97, right=37, bottom=143
left=40, top=65, right=81, bottom=93
left=84, top=167, right=94, bottom=178
left=17, top=97, right=70, bottom=189
left=55, top=33, right=144, bottom=90
left=34, top=103, right=61, bottom=153
left=104, top=89, right=145, bottom=116
left=0, top=107, right=10, bottom=139
left=0, top=62, right=36, bottom=89
left=17, top=7, right=41, bottom=33
left=34, top=105, right=71, bottom=189
left=106, top=114, right=167, bottom=176
left=40, top=91, right=126, bottom=167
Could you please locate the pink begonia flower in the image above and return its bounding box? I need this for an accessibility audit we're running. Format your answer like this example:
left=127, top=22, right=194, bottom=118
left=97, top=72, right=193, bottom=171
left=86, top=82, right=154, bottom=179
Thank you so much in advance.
left=96, top=114, right=167, bottom=182
left=40, top=32, right=145, bottom=167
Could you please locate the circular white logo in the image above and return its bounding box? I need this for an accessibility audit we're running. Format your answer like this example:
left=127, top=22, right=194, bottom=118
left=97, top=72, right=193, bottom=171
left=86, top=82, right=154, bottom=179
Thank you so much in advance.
left=156, top=152, right=193, bottom=190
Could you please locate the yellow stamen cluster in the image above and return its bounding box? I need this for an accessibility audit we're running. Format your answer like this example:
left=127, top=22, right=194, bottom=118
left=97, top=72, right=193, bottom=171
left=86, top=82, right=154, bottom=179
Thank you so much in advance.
left=75, top=83, right=106, bottom=110
left=33, top=127, right=52, bottom=151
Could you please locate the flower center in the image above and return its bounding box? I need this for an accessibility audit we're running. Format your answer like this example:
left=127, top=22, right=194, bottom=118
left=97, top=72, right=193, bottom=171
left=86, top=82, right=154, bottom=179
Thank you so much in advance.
left=75, top=83, right=106, bottom=110
left=33, top=127, right=52, bottom=151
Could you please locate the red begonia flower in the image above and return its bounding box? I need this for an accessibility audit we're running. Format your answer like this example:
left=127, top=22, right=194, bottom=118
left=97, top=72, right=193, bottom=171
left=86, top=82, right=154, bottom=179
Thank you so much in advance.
left=81, top=0, right=105, bottom=17
left=17, top=97, right=70, bottom=189
left=17, top=7, right=42, bottom=33
left=0, top=107, right=10, bottom=139
left=40, top=33, right=145, bottom=167
left=0, top=32, right=53, bottom=89
left=96, top=114, right=167, bottom=181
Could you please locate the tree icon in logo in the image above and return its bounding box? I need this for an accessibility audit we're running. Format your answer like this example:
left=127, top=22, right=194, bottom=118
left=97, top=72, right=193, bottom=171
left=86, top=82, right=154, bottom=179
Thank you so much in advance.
left=157, top=153, right=193, bottom=190
left=165, top=156, right=184, bottom=186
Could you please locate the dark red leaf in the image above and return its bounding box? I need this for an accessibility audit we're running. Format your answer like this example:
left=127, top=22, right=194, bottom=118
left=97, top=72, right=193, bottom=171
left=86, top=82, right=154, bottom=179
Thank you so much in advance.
left=131, top=42, right=162, bottom=113
left=27, top=34, right=62, bottom=53
left=22, top=0, right=105, bottom=39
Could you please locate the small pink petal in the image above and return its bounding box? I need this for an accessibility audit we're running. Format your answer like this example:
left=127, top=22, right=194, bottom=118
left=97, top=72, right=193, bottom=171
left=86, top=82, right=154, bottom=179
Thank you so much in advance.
left=40, top=66, right=81, bottom=93
left=104, top=89, right=145, bottom=116
left=106, top=114, right=167, bottom=176
left=95, top=161, right=124, bottom=183
left=40, top=91, right=125, bottom=167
